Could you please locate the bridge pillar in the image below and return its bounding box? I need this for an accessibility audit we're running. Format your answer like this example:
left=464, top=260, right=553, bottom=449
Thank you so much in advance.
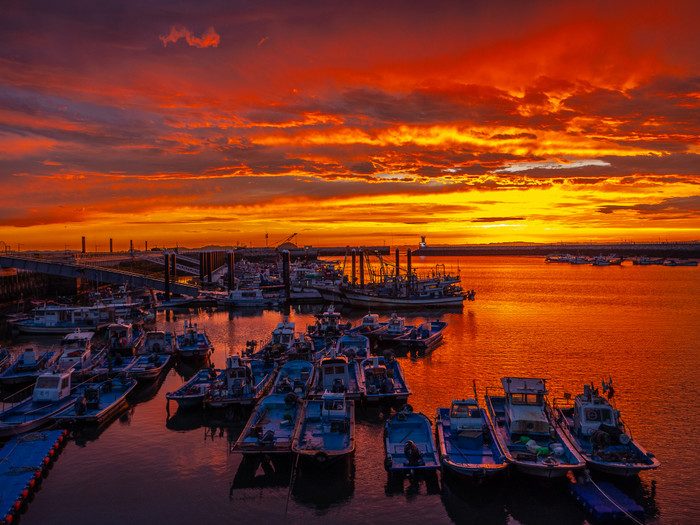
left=406, top=249, right=412, bottom=296
left=282, top=250, right=290, bottom=301
left=359, top=249, right=364, bottom=289
left=164, top=251, right=171, bottom=302
left=351, top=249, right=356, bottom=287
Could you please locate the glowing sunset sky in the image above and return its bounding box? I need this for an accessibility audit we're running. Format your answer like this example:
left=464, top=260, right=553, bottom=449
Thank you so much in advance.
left=1, top=0, right=699, bottom=250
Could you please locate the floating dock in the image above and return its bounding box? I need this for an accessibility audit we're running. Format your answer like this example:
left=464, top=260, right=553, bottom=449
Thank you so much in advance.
left=0, top=429, right=68, bottom=524
left=569, top=480, right=644, bottom=521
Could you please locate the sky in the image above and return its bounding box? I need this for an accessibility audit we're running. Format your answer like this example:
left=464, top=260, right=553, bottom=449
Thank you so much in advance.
left=0, top=0, right=699, bottom=251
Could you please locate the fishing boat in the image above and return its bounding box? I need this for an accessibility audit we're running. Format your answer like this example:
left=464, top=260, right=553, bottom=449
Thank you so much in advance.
left=175, top=320, right=214, bottom=359
left=89, top=352, right=138, bottom=378
left=221, top=287, right=283, bottom=307
left=345, top=313, right=385, bottom=335
left=361, top=355, right=411, bottom=404
left=126, top=353, right=171, bottom=382
left=333, top=333, right=371, bottom=361
left=307, top=304, right=348, bottom=340
left=484, top=377, right=586, bottom=479
left=106, top=320, right=143, bottom=355
left=246, top=318, right=297, bottom=361
left=394, top=320, right=447, bottom=354
left=204, top=356, right=276, bottom=408
left=309, top=353, right=365, bottom=400
left=56, top=330, right=106, bottom=380
left=11, top=302, right=113, bottom=334
left=0, top=370, right=76, bottom=437
left=271, top=359, right=314, bottom=396
left=375, top=313, right=414, bottom=345
left=554, top=380, right=660, bottom=476
left=0, top=348, right=62, bottom=386
left=435, top=398, right=509, bottom=483
left=165, top=367, right=218, bottom=409
left=662, top=258, right=698, bottom=266
left=53, top=376, right=137, bottom=424
left=232, top=392, right=302, bottom=455
left=292, top=391, right=355, bottom=466
left=140, top=330, right=175, bottom=355
left=383, top=406, right=440, bottom=475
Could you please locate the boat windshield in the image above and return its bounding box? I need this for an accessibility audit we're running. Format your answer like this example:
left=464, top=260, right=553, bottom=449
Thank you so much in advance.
left=36, top=376, right=60, bottom=389
left=584, top=407, right=613, bottom=424
left=509, top=393, right=543, bottom=406
left=451, top=404, right=480, bottom=419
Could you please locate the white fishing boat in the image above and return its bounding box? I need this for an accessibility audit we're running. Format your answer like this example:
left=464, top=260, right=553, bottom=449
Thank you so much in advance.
left=292, top=391, right=355, bottom=466
left=11, top=303, right=113, bottom=334
left=204, top=356, right=276, bottom=408
left=221, top=287, right=283, bottom=307
left=106, top=320, right=143, bottom=355
left=0, top=370, right=76, bottom=437
left=56, top=330, right=106, bottom=380
left=485, top=377, right=585, bottom=479
left=554, top=380, right=660, bottom=476
left=309, top=353, right=365, bottom=401
left=139, top=330, right=175, bottom=355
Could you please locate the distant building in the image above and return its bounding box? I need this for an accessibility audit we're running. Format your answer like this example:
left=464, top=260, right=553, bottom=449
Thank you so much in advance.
left=419, top=236, right=427, bottom=248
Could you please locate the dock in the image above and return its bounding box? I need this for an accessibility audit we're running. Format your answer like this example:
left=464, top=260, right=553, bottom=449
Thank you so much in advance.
left=569, top=480, right=644, bottom=521
left=0, top=429, right=68, bottom=524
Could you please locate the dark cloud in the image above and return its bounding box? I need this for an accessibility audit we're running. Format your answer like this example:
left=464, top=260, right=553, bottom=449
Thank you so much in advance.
left=598, top=195, right=700, bottom=215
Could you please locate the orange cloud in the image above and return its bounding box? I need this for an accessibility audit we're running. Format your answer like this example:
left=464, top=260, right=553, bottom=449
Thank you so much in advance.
left=159, top=26, right=220, bottom=48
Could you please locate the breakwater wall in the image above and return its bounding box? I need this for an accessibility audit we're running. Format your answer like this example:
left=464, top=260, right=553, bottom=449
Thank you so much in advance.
left=413, top=242, right=700, bottom=258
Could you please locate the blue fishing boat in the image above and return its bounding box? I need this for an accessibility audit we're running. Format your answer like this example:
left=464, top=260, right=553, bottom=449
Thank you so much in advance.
left=292, top=391, right=355, bottom=466
left=0, top=370, right=76, bottom=438
left=89, top=352, right=138, bottom=378
left=361, top=354, right=411, bottom=404
left=246, top=318, right=297, bottom=361
left=395, top=320, right=447, bottom=354
left=0, top=347, right=62, bottom=386
left=271, top=359, right=314, bottom=396
left=333, top=333, right=371, bottom=362
left=485, top=377, right=586, bottom=479
left=309, top=353, right=365, bottom=400
left=345, top=313, right=384, bottom=336
left=53, top=376, right=137, bottom=424
left=554, top=380, right=660, bottom=476
left=126, top=353, right=171, bottom=382
left=435, top=398, right=509, bottom=483
left=375, top=313, right=414, bottom=345
left=383, top=406, right=440, bottom=474
left=233, top=392, right=302, bottom=455
left=205, top=355, right=276, bottom=408
left=175, top=320, right=214, bottom=359
left=165, top=367, right=218, bottom=409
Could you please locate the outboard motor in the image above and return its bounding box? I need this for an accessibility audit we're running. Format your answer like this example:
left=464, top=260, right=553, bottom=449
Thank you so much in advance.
left=404, top=440, right=424, bottom=466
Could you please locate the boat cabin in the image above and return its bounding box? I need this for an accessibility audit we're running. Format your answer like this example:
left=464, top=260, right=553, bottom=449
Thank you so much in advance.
left=318, top=356, right=351, bottom=393
left=573, top=384, right=619, bottom=437
left=312, top=305, right=343, bottom=335
left=385, top=314, right=407, bottom=336
left=17, top=348, right=40, bottom=371
left=270, top=318, right=296, bottom=349
left=222, top=355, right=253, bottom=395
left=502, top=377, right=549, bottom=436
left=32, top=371, right=72, bottom=402
left=59, top=330, right=95, bottom=370
left=359, top=313, right=380, bottom=331
left=321, top=391, right=349, bottom=432
left=143, top=331, right=171, bottom=354
left=108, top=320, right=134, bottom=351
left=450, top=399, right=484, bottom=448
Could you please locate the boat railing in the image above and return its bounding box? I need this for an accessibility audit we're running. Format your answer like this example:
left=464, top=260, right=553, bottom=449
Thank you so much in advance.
left=1, top=381, right=36, bottom=410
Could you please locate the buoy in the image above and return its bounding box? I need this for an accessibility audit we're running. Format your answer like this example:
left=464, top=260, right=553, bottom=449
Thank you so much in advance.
left=21, top=489, right=29, bottom=499
left=12, top=500, right=21, bottom=511
left=4, top=513, right=14, bottom=524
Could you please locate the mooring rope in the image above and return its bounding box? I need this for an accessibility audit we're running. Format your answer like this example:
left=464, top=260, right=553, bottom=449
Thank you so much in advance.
left=589, top=478, right=644, bottom=525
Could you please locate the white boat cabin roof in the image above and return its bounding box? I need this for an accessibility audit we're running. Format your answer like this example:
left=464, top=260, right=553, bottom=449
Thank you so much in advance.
left=33, top=370, right=72, bottom=402
left=62, top=330, right=95, bottom=343
left=501, top=377, right=547, bottom=395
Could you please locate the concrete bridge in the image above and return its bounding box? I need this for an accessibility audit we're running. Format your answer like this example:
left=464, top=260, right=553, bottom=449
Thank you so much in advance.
left=0, top=254, right=201, bottom=295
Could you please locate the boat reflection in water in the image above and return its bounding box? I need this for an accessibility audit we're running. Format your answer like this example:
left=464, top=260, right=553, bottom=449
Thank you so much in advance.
left=230, top=454, right=293, bottom=491
left=292, top=458, right=355, bottom=510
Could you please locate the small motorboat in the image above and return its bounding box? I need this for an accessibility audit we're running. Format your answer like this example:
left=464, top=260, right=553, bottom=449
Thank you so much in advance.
left=361, top=354, right=411, bottom=405
left=56, top=330, right=106, bottom=380
left=204, top=356, right=276, bottom=409
left=394, top=320, right=447, bottom=355
left=485, top=377, right=585, bottom=479
left=333, top=334, right=371, bottom=362
left=89, top=352, right=138, bottom=378
left=271, top=359, right=314, bottom=396
left=175, top=320, right=214, bottom=359
left=165, top=367, right=218, bottom=409
left=383, top=406, right=440, bottom=475
left=0, top=348, right=62, bottom=386
left=292, top=391, right=355, bottom=466
left=435, top=398, right=509, bottom=483
left=0, top=370, right=77, bottom=437
left=232, top=392, right=302, bottom=455
left=54, top=376, right=137, bottom=424
left=554, top=380, right=660, bottom=476
left=127, top=353, right=171, bottom=382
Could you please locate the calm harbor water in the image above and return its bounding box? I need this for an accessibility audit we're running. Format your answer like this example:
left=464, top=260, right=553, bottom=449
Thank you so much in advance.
left=3, top=256, right=699, bottom=524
